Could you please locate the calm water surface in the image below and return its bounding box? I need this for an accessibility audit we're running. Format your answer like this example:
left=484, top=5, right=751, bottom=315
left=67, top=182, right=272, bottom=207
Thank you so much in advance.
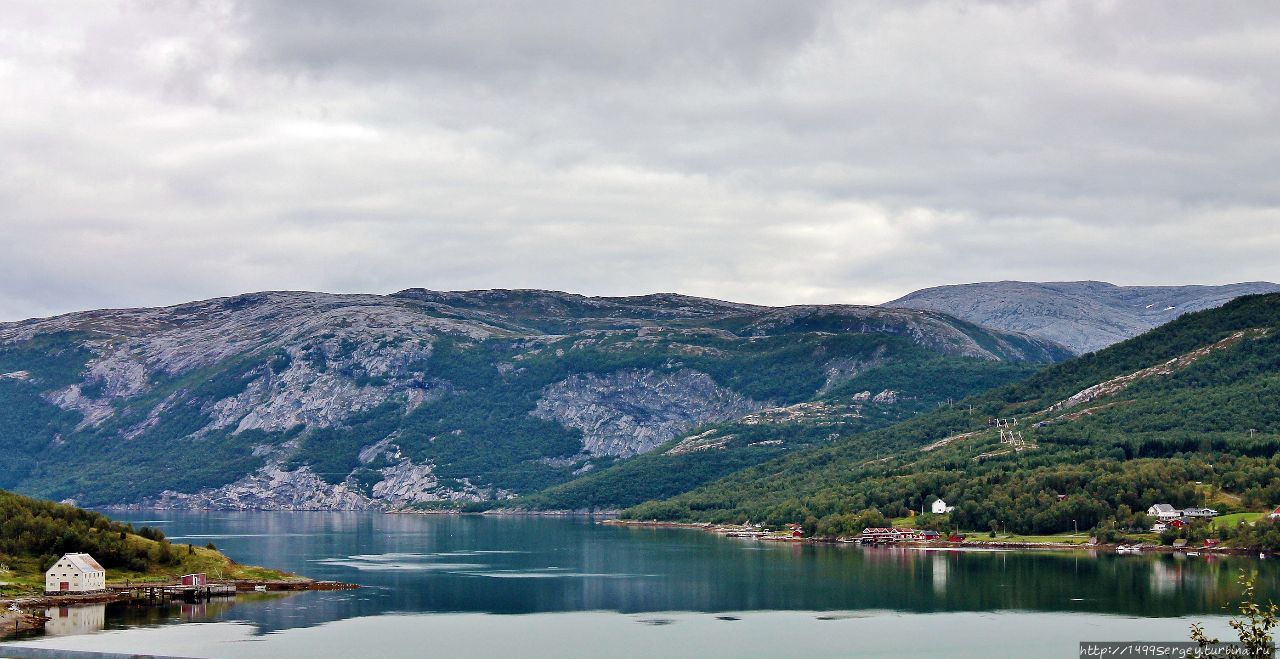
left=10, top=511, right=1273, bottom=658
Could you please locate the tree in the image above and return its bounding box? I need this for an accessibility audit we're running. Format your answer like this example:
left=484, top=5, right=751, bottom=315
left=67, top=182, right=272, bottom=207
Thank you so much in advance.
left=1191, top=570, right=1277, bottom=659
left=156, top=540, right=173, bottom=566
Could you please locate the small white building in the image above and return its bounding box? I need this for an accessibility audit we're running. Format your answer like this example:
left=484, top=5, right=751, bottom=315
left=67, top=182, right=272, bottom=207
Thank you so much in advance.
left=931, top=499, right=955, bottom=514
left=44, top=553, right=106, bottom=594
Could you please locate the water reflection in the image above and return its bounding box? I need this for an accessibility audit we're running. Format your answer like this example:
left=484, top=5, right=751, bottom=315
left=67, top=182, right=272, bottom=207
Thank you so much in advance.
left=41, top=593, right=297, bottom=638
left=43, top=605, right=104, bottom=637
left=78, top=511, right=1273, bottom=639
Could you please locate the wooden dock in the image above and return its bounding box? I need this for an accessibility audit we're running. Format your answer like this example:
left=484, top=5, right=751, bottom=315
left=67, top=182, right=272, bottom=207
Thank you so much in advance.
left=110, top=583, right=237, bottom=603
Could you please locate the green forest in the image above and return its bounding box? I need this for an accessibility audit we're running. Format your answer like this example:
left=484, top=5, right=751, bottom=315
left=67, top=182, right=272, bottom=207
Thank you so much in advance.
left=624, top=294, right=1280, bottom=546
left=516, top=355, right=1040, bottom=510
left=0, top=488, right=172, bottom=572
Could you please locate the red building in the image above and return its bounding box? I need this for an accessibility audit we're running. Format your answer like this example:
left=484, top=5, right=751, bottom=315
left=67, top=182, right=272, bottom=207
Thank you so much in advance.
left=180, top=573, right=208, bottom=587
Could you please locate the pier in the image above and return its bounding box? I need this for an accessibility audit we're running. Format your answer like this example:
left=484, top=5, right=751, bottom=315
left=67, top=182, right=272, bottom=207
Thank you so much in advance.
left=109, top=582, right=238, bottom=604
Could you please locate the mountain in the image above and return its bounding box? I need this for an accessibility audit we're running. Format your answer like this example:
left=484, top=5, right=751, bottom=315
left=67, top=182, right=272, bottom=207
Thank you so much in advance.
left=886, top=281, right=1280, bottom=354
left=625, top=293, right=1280, bottom=538
left=511, top=352, right=1039, bottom=512
left=0, top=289, right=1068, bottom=509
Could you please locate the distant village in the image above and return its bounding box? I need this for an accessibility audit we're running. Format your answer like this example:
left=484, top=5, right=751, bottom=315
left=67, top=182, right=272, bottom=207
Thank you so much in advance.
left=854, top=500, right=1236, bottom=549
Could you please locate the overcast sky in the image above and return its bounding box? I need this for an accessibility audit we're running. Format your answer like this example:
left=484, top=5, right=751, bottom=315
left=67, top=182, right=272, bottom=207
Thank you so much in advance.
left=2, top=1, right=1278, bottom=321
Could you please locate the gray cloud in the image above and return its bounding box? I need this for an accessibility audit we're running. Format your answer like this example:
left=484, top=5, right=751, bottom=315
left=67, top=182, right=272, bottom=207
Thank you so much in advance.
left=1, top=0, right=1277, bottom=321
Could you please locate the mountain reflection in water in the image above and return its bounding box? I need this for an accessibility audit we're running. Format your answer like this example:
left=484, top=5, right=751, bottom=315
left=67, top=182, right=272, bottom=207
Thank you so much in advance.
left=35, top=511, right=1275, bottom=639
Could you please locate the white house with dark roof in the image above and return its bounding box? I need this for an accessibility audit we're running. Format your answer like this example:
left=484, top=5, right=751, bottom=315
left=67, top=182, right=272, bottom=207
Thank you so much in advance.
left=44, top=553, right=106, bottom=594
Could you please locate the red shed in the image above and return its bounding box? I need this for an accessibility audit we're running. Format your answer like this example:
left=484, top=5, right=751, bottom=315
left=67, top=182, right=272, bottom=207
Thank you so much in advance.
left=181, top=573, right=208, bottom=587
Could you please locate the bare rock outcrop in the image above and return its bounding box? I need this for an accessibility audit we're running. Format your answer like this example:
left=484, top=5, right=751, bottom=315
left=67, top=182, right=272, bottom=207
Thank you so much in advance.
left=532, top=368, right=764, bottom=457
left=144, top=465, right=377, bottom=511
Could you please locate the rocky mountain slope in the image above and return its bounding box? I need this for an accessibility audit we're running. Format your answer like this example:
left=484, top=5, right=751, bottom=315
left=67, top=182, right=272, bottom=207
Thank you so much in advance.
left=886, top=281, right=1280, bottom=354
left=0, top=289, right=1068, bottom=510
left=627, top=293, right=1280, bottom=536
left=514, top=354, right=1038, bottom=512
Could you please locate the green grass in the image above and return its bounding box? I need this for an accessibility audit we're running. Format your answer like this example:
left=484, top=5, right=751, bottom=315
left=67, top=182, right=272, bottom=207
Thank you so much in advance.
left=105, top=535, right=295, bottom=585
left=980, top=533, right=1093, bottom=545
left=0, top=534, right=294, bottom=598
left=958, top=532, right=1161, bottom=545
left=875, top=519, right=1096, bottom=545
left=1212, top=512, right=1267, bottom=529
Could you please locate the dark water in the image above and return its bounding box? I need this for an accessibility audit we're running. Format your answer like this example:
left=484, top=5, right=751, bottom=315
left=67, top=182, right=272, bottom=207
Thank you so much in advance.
left=10, top=511, right=1273, bottom=658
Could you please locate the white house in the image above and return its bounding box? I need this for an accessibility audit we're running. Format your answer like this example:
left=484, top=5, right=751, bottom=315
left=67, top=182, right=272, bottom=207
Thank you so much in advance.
left=43, top=604, right=106, bottom=636
left=1147, top=504, right=1182, bottom=521
left=44, top=553, right=106, bottom=594
left=931, top=499, right=955, bottom=514
left=1182, top=508, right=1219, bottom=518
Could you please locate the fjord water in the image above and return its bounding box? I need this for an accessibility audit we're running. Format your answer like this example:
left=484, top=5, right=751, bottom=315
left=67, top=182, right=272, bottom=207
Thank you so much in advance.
left=12, top=512, right=1263, bottom=658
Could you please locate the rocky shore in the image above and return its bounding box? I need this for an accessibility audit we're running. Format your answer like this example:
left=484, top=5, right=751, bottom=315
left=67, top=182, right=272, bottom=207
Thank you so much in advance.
left=0, top=609, right=48, bottom=638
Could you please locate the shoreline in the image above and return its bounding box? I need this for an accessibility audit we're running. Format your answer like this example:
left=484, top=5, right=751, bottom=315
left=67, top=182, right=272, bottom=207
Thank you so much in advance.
left=600, top=519, right=1265, bottom=556
left=0, top=609, right=48, bottom=638
left=1, top=577, right=361, bottom=608
left=0, top=578, right=360, bottom=639
left=385, top=507, right=622, bottom=517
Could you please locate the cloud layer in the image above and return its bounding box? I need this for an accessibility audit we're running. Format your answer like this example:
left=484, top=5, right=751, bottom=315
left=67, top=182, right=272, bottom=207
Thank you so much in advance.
left=2, top=1, right=1278, bottom=320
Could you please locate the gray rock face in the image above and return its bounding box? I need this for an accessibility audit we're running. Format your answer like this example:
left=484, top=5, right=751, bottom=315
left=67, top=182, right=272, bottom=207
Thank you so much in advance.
left=139, top=458, right=503, bottom=511
left=1, top=291, right=485, bottom=434
left=144, top=465, right=378, bottom=511
left=886, top=281, right=1280, bottom=354
left=532, top=368, right=763, bottom=457
left=0, top=286, right=1073, bottom=509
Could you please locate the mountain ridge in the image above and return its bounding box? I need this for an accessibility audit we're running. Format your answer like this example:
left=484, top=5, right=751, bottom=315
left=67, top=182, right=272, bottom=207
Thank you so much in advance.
left=886, top=280, right=1280, bottom=354
left=0, top=287, right=1065, bottom=509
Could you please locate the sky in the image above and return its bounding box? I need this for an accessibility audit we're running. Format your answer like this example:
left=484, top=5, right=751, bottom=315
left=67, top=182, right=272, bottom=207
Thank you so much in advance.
left=2, top=1, right=1279, bottom=321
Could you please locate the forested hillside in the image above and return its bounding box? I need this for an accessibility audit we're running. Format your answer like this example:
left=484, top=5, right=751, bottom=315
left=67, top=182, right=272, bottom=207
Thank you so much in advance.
left=0, top=289, right=1066, bottom=509
left=626, top=294, right=1280, bottom=537
left=0, top=489, right=288, bottom=596
left=515, top=356, right=1037, bottom=510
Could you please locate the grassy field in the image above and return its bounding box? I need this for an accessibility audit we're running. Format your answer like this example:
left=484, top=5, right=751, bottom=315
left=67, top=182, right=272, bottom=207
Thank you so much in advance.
left=1211, top=512, right=1267, bottom=529
left=0, top=534, right=294, bottom=598
left=875, top=519, right=1169, bottom=546
left=981, top=533, right=1093, bottom=545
